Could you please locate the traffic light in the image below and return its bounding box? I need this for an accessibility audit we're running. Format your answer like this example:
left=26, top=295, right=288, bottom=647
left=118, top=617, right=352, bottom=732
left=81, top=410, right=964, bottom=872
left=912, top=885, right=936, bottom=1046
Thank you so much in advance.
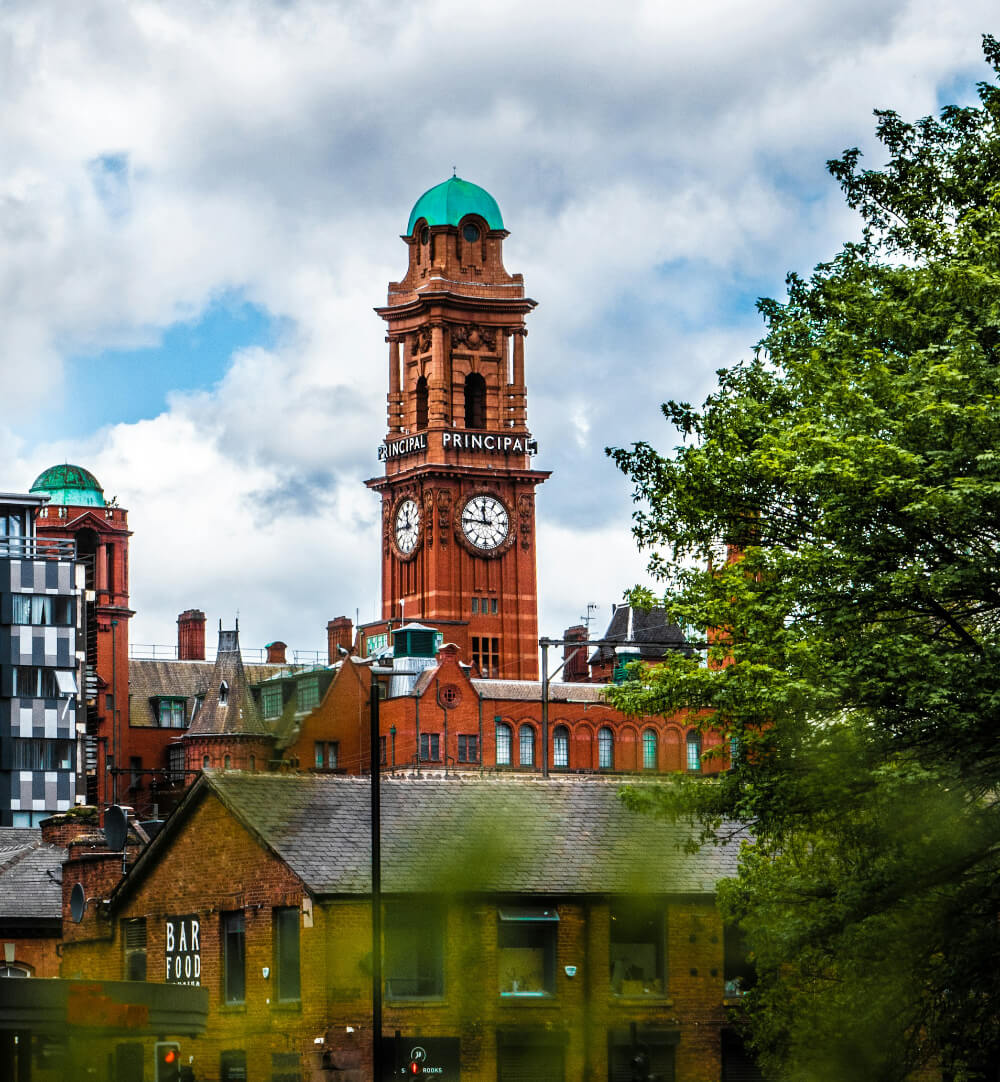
left=155, top=1041, right=181, bottom=1082
left=408, top=1060, right=423, bottom=1076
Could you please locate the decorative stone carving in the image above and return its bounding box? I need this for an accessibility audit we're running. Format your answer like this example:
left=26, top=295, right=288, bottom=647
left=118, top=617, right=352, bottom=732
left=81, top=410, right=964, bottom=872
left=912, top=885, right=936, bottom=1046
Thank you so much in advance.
left=423, top=489, right=436, bottom=548
left=416, top=327, right=432, bottom=354
left=518, top=494, right=533, bottom=550
left=436, top=489, right=452, bottom=546
left=452, top=323, right=497, bottom=351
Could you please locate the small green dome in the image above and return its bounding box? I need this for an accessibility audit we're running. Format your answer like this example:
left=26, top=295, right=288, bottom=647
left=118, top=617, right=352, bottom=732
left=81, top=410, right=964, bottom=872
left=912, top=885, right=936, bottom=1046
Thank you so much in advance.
left=407, top=176, right=504, bottom=235
left=30, top=464, right=105, bottom=507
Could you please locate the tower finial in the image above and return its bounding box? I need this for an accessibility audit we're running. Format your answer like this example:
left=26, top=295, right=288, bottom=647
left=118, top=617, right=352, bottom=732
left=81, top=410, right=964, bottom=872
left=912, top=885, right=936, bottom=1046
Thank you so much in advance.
left=452, top=165, right=457, bottom=178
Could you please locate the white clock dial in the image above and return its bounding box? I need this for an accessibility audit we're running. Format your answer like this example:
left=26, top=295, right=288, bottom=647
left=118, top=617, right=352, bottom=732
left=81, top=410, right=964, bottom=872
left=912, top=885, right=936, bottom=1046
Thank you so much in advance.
left=461, top=495, right=509, bottom=551
left=394, top=498, right=421, bottom=554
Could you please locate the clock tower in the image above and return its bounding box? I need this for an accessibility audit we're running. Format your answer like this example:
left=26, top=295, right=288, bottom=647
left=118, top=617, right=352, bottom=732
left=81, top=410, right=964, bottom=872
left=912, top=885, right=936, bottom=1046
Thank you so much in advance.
left=367, top=177, right=548, bottom=679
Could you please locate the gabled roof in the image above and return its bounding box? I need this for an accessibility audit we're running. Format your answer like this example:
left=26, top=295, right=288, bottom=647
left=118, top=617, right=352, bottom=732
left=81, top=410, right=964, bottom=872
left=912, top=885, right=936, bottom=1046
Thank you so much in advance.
left=123, top=773, right=741, bottom=900
left=590, top=605, right=691, bottom=666
left=129, top=658, right=282, bottom=728
left=0, top=829, right=64, bottom=923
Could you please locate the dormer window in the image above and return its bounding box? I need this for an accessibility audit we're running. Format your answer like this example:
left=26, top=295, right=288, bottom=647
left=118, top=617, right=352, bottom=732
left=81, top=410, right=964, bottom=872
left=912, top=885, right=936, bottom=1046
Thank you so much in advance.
left=219, top=681, right=229, bottom=706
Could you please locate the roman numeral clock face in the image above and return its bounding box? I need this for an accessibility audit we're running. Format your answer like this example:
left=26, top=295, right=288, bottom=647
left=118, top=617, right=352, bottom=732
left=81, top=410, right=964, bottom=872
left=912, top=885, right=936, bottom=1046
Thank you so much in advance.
left=393, top=498, right=420, bottom=556
left=460, top=494, right=510, bottom=552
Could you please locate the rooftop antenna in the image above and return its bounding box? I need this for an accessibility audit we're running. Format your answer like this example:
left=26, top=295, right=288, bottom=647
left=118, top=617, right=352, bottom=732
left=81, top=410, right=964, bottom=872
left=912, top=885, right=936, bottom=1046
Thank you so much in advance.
left=581, top=602, right=598, bottom=632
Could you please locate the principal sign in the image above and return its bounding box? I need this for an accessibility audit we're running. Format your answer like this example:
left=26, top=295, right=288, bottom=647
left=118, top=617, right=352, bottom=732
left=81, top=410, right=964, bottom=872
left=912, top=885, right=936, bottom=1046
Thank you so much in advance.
left=378, top=431, right=537, bottom=461
left=165, top=915, right=201, bottom=985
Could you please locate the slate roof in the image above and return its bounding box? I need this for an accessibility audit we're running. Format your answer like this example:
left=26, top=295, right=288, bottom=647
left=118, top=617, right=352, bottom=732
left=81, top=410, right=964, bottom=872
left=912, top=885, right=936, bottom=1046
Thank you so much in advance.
left=589, top=605, right=691, bottom=666
left=165, top=773, right=743, bottom=898
left=129, top=659, right=283, bottom=728
left=0, top=828, right=64, bottom=922
left=470, top=679, right=608, bottom=703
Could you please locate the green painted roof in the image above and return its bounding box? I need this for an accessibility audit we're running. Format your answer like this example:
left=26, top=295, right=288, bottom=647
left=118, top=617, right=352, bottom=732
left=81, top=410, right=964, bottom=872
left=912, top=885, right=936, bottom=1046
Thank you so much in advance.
left=29, top=464, right=105, bottom=507
left=407, top=177, right=504, bottom=234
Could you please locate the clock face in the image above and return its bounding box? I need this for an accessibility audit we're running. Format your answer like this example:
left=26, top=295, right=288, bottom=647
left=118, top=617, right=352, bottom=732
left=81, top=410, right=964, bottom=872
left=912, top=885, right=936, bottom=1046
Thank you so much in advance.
left=394, top=498, right=421, bottom=555
left=460, top=495, right=509, bottom=552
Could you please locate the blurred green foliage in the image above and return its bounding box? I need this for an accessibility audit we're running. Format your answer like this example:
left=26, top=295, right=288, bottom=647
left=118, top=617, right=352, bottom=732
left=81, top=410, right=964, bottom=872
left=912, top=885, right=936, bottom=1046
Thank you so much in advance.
left=607, top=34, right=1000, bottom=1082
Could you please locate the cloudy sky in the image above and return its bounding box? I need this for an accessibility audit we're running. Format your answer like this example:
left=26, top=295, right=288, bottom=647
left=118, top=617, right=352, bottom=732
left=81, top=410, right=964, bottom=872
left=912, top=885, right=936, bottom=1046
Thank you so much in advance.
left=2, top=0, right=995, bottom=658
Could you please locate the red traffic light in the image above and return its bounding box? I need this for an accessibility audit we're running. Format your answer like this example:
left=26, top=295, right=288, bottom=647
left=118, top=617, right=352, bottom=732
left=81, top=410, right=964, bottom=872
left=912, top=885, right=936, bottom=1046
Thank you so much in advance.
left=409, top=1062, right=422, bottom=1075
left=163, top=1049, right=177, bottom=1064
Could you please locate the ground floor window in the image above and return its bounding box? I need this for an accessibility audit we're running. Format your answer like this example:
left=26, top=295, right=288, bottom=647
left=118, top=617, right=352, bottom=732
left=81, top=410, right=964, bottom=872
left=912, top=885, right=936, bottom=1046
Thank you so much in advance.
left=610, top=901, right=665, bottom=996
left=385, top=902, right=444, bottom=998
left=607, top=1027, right=677, bottom=1082
left=498, top=1030, right=566, bottom=1082
left=458, top=734, right=478, bottom=763
left=420, top=732, right=441, bottom=762
left=498, top=906, right=558, bottom=996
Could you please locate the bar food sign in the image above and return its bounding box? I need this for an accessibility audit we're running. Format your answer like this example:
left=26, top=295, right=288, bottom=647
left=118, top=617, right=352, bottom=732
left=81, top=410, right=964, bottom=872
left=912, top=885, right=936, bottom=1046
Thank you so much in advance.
left=165, top=915, right=201, bottom=985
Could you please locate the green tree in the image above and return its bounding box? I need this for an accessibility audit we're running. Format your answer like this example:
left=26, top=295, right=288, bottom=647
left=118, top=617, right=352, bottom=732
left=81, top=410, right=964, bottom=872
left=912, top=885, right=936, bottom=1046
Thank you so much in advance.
left=606, top=36, right=1000, bottom=1082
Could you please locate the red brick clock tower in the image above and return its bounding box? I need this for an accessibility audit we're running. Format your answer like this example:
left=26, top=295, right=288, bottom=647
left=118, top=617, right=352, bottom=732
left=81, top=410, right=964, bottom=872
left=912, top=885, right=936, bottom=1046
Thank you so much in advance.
left=367, top=177, right=549, bottom=679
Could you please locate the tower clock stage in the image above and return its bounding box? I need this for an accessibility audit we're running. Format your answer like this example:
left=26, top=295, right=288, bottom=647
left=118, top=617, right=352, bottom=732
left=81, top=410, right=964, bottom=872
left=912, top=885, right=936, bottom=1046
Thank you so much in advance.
left=366, top=176, right=549, bottom=680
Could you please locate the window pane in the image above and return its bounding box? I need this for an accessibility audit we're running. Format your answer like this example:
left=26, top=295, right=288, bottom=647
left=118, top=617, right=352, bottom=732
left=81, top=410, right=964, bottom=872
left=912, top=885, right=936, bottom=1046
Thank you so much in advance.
left=315, top=742, right=325, bottom=769
left=223, top=912, right=245, bottom=1003
left=274, top=908, right=300, bottom=1001
left=297, top=677, right=319, bottom=713
left=519, top=725, right=534, bottom=766
left=686, top=733, right=702, bottom=772
left=610, top=904, right=664, bottom=995
left=498, top=915, right=556, bottom=995
left=385, top=903, right=444, bottom=998
left=642, top=730, right=657, bottom=770
left=327, top=742, right=339, bottom=769
left=598, top=727, right=614, bottom=769
left=496, top=723, right=512, bottom=766
left=553, top=728, right=569, bottom=768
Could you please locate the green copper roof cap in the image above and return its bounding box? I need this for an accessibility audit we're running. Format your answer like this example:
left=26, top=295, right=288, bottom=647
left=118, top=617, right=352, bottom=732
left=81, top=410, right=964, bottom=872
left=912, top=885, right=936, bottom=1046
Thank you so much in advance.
left=29, top=464, right=105, bottom=507
left=406, top=176, right=505, bottom=235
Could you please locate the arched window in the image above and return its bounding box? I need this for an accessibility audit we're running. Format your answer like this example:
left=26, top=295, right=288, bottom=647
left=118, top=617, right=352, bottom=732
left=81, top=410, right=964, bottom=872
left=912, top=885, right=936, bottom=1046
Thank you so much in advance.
left=496, top=722, right=512, bottom=766
left=0, top=964, right=30, bottom=977
left=519, top=724, right=535, bottom=767
left=219, top=681, right=229, bottom=706
left=224, top=755, right=231, bottom=770
left=249, top=755, right=256, bottom=772
left=598, top=727, right=614, bottom=770
left=415, top=376, right=428, bottom=430
left=686, top=731, right=702, bottom=772
left=202, top=755, right=210, bottom=769
left=464, top=372, right=486, bottom=429
left=642, top=729, right=658, bottom=771
left=553, top=726, right=570, bottom=769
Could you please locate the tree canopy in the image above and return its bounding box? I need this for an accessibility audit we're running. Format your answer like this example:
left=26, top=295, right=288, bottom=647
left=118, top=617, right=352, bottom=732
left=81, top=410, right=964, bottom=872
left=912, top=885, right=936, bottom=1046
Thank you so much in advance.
left=606, top=35, right=1000, bottom=1082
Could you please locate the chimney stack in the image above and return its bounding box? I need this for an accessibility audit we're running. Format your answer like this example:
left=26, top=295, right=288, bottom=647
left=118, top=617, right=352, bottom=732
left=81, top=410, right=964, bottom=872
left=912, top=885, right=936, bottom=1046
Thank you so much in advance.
left=327, top=617, right=354, bottom=663
left=562, top=624, right=590, bottom=682
left=177, top=609, right=206, bottom=661
left=266, top=641, right=287, bottom=664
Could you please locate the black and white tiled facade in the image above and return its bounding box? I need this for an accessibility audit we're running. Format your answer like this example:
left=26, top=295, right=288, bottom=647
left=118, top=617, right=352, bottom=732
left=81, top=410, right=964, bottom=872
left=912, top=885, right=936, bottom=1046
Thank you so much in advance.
left=0, top=498, right=84, bottom=828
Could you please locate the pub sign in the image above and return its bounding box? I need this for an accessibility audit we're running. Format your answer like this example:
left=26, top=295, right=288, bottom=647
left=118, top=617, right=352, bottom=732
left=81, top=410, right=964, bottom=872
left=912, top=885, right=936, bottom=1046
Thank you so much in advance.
left=165, top=915, right=201, bottom=985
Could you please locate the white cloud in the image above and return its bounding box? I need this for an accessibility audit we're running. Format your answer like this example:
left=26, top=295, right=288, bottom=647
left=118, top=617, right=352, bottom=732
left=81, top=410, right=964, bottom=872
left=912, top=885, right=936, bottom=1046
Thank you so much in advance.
left=1, top=0, right=996, bottom=651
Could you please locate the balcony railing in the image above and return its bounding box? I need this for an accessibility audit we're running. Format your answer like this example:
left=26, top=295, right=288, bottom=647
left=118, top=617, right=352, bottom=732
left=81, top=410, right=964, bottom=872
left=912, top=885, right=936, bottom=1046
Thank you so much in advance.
left=129, top=644, right=326, bottom=666
left=0, top=537, right=76, bottom=560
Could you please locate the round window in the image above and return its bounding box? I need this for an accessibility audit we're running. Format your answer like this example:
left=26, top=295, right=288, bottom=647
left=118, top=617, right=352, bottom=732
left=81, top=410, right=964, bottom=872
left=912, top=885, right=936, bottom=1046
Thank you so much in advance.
left=462, top=223, right=480, bottom=242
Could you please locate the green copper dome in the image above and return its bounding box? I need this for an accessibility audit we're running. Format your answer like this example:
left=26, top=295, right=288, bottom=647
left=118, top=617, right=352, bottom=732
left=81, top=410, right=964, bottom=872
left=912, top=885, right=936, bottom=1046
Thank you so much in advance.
left=406, top=176, right=504, bottom=235
left=30, top=464, right=105, bottom=507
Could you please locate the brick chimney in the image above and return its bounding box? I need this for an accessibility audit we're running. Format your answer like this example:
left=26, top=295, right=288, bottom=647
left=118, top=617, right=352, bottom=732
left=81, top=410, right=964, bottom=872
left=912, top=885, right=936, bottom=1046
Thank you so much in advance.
left=327, top=617, right=354, bottom=663
left=562, top=625, right=590, bottom=682
left=266, top=641, right=287, bottom=664
left=177, top=609, right=206, bottom=661
left=40, top=809, right=100, bottom=848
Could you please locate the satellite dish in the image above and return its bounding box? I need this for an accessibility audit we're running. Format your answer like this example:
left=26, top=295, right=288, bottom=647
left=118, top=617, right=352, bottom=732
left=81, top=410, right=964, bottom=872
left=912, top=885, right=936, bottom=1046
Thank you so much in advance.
left=70, top=882, right=86, bottom=923
left=104, top=806, right=128, bottom=852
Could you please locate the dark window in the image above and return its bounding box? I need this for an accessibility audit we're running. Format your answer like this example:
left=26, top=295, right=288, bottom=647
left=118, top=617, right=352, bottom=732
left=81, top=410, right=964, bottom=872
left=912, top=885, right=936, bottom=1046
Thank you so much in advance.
left=415, top=376, right=429, bottom=430
left=610, top=902, right=665, bottom=995
left=472, top=636, right=500, bottom=678
left=10, top=595, right=73, bottom=625
left=498, top=906, right=558, bottom=996
left=273, top=907, right=301, bottom=1002
left=123, top=918, right=147, bottom=981
left=12, top=667, right=60, bottom=699
left=223, top=912, right=245, bottom=1004
left=168, top=744, right=185, bottom=784
left=262, top=685, right=283, bottom=718
left=419, top=733, right=440, bottom=762
left=8, top=739, right=73, bottom=772
left=458, top=734, right=478, bottom=763
left=553, top=726, right=570, bottom=769
left=220, top=1050, right=247, bottom=1082
left=129, top=757, right=142, bottom=790
left=462, top=223, right=480, bottom=243
left=464, top=372, right=487, bottom=429
left=297, top=677, right=319, bottom=713
left=491, top=597, right=498, bottom=614
left=607, top=1028, right=677, bottom=1082
left=314, top=741, right=339, bottom=770
left=471, top=597, right=479, bottom=614
left=721, top=1031, right=764, bottom=1082
left=385, top=902, right=444, bottom=998
left=498, top=1033, right=566, bottom=1082
left=724, top=923, right=756, bottom=997
left=218, top=681, right=229, bottom=706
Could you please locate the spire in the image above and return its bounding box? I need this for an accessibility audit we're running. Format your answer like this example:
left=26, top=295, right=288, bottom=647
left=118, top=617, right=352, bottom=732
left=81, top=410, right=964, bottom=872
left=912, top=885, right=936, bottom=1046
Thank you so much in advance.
left=185, top=622, right=268, bottom=737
